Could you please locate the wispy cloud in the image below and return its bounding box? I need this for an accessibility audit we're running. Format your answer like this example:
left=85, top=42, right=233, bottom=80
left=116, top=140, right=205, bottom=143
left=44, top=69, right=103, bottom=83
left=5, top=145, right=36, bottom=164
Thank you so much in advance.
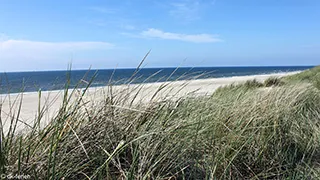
left=88, top=19, right=109, bottom=27
left=121, top=24, right=136, bottom=30
left=89, top=6, right=118, bottom=14
left=88, top=18, right=137, bottom=31
left=170, top=1, right=201, bottom=21
left=0, top=33, right=9, bottom=41
left=88, top=4, right=139, bottom=31
left=0, top=39, right=114, bottom=61
left=0, top=40, right=113, bottom=51
left=168, top=0, right=215, bottom=22
left=140, top=28, right=222, bottom=43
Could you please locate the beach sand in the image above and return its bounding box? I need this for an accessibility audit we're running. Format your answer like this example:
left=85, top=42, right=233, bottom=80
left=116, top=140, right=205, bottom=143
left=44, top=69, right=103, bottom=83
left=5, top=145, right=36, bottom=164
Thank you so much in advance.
left=0, top=71, right=299, bottom=133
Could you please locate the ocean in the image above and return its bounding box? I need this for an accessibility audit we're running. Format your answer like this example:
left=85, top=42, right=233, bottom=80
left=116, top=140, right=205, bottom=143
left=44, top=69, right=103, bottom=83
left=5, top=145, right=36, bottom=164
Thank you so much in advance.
left=0, top=66, right=313, bottom=94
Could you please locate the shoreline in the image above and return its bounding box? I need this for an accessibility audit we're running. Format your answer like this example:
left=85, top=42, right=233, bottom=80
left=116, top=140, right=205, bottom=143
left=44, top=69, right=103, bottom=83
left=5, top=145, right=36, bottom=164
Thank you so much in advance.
left=1, top=71, right=300, bottom=133
left=0, top=71, right=301, bottom=97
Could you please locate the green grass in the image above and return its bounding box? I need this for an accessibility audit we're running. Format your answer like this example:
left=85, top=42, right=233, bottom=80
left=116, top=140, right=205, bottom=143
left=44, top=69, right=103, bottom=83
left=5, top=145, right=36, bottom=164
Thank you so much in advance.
left=263, top=77, right=285, bottom=87
left=284, top=66, right=320, bottom=89
left=214, top=77, right=284, bottom=96
left=1, top=66, right=320, bottom=179
left=284, top=66, right=320, bottom=82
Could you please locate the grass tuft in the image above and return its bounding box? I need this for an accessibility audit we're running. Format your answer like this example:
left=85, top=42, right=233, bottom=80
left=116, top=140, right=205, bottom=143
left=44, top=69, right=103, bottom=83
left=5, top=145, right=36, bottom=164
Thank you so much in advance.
left=264, top=77, right=285, bottom=87
left=284, top=66, right=320, bottom=84
left=1, top=65, right=320, bottom=179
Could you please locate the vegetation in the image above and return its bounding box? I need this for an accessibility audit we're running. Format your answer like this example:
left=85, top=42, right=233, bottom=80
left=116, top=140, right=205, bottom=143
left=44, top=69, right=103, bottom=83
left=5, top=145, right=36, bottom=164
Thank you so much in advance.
left=1, top=66, right=320, bottom=179
left=263, top=77, right=285, bottom=87
left=284, top=66, right=320, bottom=89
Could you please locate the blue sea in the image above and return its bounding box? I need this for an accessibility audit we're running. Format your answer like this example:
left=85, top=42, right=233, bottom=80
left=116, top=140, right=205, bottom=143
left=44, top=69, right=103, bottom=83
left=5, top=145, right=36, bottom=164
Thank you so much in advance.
left=0, top=66, right=313, bottom=94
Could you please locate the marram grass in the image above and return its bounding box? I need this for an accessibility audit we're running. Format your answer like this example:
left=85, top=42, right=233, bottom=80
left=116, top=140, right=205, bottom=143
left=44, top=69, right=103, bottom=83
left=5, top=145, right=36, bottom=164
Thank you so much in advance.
left=1, top=67, right=320, bottom=179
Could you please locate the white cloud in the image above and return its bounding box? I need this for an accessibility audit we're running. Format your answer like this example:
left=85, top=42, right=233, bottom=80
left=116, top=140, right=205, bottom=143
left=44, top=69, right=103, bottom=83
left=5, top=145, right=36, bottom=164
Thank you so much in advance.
left=0, top=39, right=115, bottom=71
left=141, top=28, right=222, bottom=43
left=0, top=40, right=114, bottom=56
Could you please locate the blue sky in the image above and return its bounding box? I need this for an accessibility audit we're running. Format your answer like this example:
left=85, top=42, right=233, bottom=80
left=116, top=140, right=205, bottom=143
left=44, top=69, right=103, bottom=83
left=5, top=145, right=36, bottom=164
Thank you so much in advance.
left=0, top=0, right=319, bottom=72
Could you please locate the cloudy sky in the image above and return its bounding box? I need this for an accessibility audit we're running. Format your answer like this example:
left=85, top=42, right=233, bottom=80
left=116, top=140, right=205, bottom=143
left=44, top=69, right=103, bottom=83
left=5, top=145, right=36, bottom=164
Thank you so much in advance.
left=0, top=0, right=319, bottom=72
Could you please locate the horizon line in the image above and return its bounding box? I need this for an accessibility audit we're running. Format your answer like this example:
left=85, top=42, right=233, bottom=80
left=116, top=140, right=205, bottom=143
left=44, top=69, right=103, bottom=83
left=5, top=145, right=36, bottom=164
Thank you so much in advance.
left=0, top=65, right=316, bottom=73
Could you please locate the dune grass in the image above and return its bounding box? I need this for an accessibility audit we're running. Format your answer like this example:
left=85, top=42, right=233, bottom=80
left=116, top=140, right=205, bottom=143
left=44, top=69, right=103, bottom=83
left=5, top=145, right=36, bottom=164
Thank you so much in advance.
left=284, top=66, right=320, bottom=83
left=283, top=66, right=320, bottom=89
left=0, top=67, right=320, bottom=179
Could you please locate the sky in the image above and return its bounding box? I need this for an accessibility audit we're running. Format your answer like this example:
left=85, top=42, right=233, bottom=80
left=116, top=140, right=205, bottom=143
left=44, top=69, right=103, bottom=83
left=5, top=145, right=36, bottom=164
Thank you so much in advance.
left=0, top=0, right=319, bottom=72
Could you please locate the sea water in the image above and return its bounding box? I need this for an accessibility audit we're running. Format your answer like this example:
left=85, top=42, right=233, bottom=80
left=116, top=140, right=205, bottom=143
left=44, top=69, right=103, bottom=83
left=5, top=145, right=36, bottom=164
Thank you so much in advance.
left=0, top=66, right=313, bottom=94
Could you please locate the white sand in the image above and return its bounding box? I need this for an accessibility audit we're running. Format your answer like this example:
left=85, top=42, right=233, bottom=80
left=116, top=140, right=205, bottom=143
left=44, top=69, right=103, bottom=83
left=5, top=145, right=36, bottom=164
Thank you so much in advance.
left=0, top=71, right=299, bottom=133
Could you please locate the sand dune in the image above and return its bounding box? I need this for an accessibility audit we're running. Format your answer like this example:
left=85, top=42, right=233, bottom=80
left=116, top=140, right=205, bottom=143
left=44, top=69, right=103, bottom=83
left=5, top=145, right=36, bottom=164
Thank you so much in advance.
left=0, top=71, right=299, bottom=133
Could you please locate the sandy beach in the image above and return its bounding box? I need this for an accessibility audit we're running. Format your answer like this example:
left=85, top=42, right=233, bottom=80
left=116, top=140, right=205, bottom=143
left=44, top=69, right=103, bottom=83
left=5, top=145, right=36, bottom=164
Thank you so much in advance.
left=0, top=71, right=299, bottom=133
